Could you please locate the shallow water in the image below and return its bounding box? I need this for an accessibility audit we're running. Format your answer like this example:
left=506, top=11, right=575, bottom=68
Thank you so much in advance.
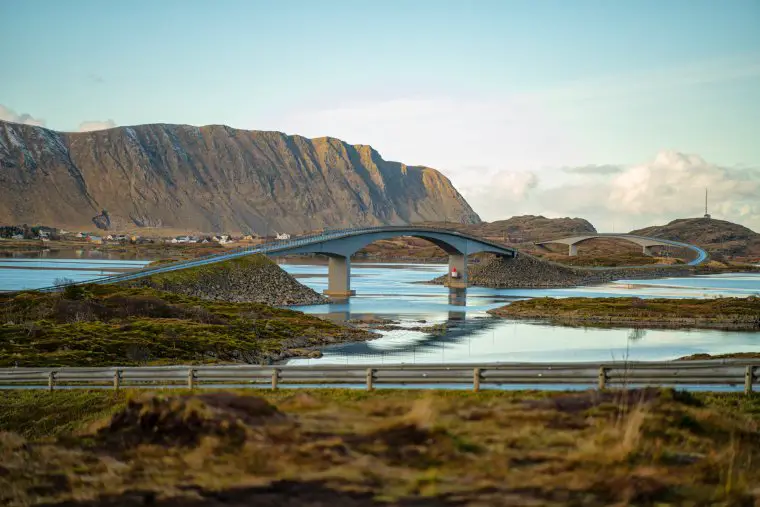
left=0, top=258, right=151, bottom=291
left=1, top=258, right=758, bottom=365
left=277, top=262, right=760, bottom=365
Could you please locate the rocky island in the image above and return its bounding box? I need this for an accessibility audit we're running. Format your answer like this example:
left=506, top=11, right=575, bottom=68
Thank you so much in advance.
left=488, top=296, right=760, bottom=330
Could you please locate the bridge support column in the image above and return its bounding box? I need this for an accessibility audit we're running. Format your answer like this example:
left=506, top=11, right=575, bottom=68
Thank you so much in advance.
left=642, top=246, right=653, bottom=256
left=568, top=244, right=578, bottom=256
left=324, top=256, right=356, bottom=297
left=447, top=254, right=468, bottom=288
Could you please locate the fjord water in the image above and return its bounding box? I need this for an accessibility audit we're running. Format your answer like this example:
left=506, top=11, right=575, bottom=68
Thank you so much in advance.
left=1, top=258, right=758, bottom=364
left=278, top=262, right=760, bottom=365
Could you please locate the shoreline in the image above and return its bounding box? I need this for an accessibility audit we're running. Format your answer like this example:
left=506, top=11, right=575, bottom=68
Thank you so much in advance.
left=487, top=296, right=760, bottom=331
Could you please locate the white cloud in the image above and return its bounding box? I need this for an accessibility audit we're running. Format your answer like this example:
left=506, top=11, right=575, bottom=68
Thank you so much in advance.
left=78, top=120, right=117, bottom=132
left=0, top=104, right=46, bottom=126
left=459, top=169, right=540, bottom=222
left=607, top=151, right=760, bottom=227
left=494, top=151, right=760, bottom=232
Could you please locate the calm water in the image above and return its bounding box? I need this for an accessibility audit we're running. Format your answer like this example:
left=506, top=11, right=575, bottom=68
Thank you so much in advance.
left=1, top=258, right=758, bottom=364
left=277, top=262, right=760, bottom=365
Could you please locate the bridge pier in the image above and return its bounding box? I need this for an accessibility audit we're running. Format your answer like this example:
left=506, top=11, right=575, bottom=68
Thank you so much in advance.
left=447, top=254, right=468, bottom=288
left=642, top=245, right=653, bottom=256
left=568, top=244, right=578, bottom=256
left=324, top=256, right=356, bottom=297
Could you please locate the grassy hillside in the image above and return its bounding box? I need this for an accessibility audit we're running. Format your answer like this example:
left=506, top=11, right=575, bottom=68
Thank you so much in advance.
left=0, top=284, right=369, bottom=367
left=1, top=389, right=759, bottom=505
left=632, top=217, right=760, bottom=260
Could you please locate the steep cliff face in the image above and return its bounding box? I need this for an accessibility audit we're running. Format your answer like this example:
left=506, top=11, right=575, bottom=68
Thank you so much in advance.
left=0, top=121, right=480, bottom=233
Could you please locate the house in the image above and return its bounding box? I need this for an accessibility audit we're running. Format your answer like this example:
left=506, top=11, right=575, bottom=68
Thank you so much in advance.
left=88, top=236, right=103, bottom=245
left=11, top=233, right=24, bottom=240
left=105, top=235, right=114, bottom=241
left=74, top=232, right=85, bottom=239
left=38, top=231, right=50, bottom=239
left=275, top=232, right=291, bottom=240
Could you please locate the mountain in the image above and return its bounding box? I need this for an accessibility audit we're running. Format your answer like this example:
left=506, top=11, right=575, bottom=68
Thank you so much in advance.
left=0, top=121, right=480, bottom=233
left=416, top=215, right=596, bottom=242
left=631, top=217, right=760, bottom=259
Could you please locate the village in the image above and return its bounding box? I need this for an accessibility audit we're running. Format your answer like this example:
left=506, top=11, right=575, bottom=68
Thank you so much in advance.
left=0, top=224, right=293, bottom=247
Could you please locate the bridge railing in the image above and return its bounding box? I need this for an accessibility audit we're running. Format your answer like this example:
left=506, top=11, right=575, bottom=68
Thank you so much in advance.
left=2, top=360, right=757, bottom=393
left=27, top=225, right=513, bottom=293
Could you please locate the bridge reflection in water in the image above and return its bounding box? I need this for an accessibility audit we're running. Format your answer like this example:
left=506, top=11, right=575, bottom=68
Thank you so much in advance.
left=296, top=288, right=488, bottom=365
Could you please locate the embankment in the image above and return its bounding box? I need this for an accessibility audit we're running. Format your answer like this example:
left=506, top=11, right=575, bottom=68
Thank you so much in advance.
left=429, top=254, right=696, bottom=289
left=128, top=254, right=326, bottom=306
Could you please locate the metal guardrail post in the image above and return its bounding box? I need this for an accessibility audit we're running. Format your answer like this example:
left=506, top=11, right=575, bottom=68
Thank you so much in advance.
left=598, top=367, right=608, bottom=390
left=271, top=368, right=280, bottom=390
left=366, top=368, right=375, bottom=390
left=746, top=366, right=755, bottom=395
left=187, top=368, right=196, bottom=389
left=113, top=369, right=121, bottom=390
left=473, top=367, right=482, bottom=392
left=47, top=371, right=56, bottom=391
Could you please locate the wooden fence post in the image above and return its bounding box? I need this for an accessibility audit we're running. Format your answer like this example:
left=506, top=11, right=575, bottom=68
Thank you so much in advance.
left=187, top=368, right=195, bottom=390
left=48, top=371, right=56, bottom=392
left=366, top=368, right=375, bottom=391
left=113, top=369, right=121, bottom=391
left=271, top=368, right=280, bottom=390
left=598, top=367, right=607, bottom=390
left=473, top=367, right=482, bottom=392
left=746, top=366, right=755, bottom=395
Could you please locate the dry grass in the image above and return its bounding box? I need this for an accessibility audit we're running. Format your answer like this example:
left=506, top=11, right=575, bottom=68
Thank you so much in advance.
left=1, top=388, right=760, bottom=505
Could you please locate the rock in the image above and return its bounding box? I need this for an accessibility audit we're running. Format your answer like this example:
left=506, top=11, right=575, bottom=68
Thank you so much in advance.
left=126, top=254, right=326, bottom=306
left=428, top=254, right=695, bottom=289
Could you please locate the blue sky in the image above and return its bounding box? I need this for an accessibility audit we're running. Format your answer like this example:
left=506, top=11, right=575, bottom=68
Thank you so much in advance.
left=1, top=0, right=759, bottom=229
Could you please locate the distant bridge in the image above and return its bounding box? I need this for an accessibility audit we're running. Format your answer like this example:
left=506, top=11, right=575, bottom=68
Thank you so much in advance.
left=38, top=226, right=517, bottom=297
left=535, top=234, right=708, bottom=266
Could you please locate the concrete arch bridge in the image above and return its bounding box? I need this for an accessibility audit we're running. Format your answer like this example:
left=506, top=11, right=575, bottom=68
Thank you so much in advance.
left=41, top=226, right=517, bottom=297
left=535, top=234, right=708, bottom=265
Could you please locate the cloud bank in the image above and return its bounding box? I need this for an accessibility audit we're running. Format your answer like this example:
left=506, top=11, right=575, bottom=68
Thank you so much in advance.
left=477, top=151, right=760, bottom=232
left=0, top=105, right=46, bottom=127
left=78, top=120, right=117, bottom=132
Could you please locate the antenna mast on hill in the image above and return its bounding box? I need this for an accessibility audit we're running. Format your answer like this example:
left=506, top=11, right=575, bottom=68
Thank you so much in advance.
left=704, top=188, right=711, bottom=219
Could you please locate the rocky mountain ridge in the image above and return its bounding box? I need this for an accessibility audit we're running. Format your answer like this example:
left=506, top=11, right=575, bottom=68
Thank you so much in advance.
left=0, top=120, right=480, bottom=233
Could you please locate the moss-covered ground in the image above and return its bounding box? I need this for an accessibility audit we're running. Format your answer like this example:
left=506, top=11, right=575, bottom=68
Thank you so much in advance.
left=0, top=284, right=369, bottom=367
left=1, top=388, right=759, bottom=505
left=489, top=296, right=760, bottom=330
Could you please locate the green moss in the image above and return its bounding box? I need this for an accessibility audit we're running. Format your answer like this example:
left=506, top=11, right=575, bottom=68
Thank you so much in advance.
left=137, top=254, right=274, bottom=287
left=0, top=283, right=367, bottom=367
left=489, top=296, right=760, bottom=329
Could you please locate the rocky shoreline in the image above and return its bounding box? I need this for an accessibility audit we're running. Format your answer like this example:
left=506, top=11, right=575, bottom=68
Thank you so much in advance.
left=487, top=296, right=760, bottom=331
left=127, top=254, right=327, bottom=306
left=427, top=254, right=699, bottom=288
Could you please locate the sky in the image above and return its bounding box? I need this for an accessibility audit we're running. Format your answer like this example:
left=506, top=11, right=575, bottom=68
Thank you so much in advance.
left=1, top=0, right=759, bottom=231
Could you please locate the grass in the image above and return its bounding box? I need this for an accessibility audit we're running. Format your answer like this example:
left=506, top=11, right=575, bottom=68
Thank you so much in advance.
left=0, top=284, right=370, bottom=367
left=1, top=388, right=760, bottom=505
left=489, top=296, right=760, bottom=330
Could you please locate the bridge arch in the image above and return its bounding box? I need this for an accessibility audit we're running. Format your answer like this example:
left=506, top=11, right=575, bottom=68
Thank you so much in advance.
left=266, top=227, right=515, bottom=296
left=32, top=226, right=517, bottom=298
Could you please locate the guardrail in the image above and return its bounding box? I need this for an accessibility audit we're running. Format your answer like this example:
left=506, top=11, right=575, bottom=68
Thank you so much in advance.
left=2, top=360, right=757, bottom=393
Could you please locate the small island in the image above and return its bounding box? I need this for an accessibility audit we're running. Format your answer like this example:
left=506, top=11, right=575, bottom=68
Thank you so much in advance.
left=487, top=296, right=760, bottom=330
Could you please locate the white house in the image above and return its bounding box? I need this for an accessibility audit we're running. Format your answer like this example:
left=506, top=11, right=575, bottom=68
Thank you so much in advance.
left=275, top=232, right=291, bottom=240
